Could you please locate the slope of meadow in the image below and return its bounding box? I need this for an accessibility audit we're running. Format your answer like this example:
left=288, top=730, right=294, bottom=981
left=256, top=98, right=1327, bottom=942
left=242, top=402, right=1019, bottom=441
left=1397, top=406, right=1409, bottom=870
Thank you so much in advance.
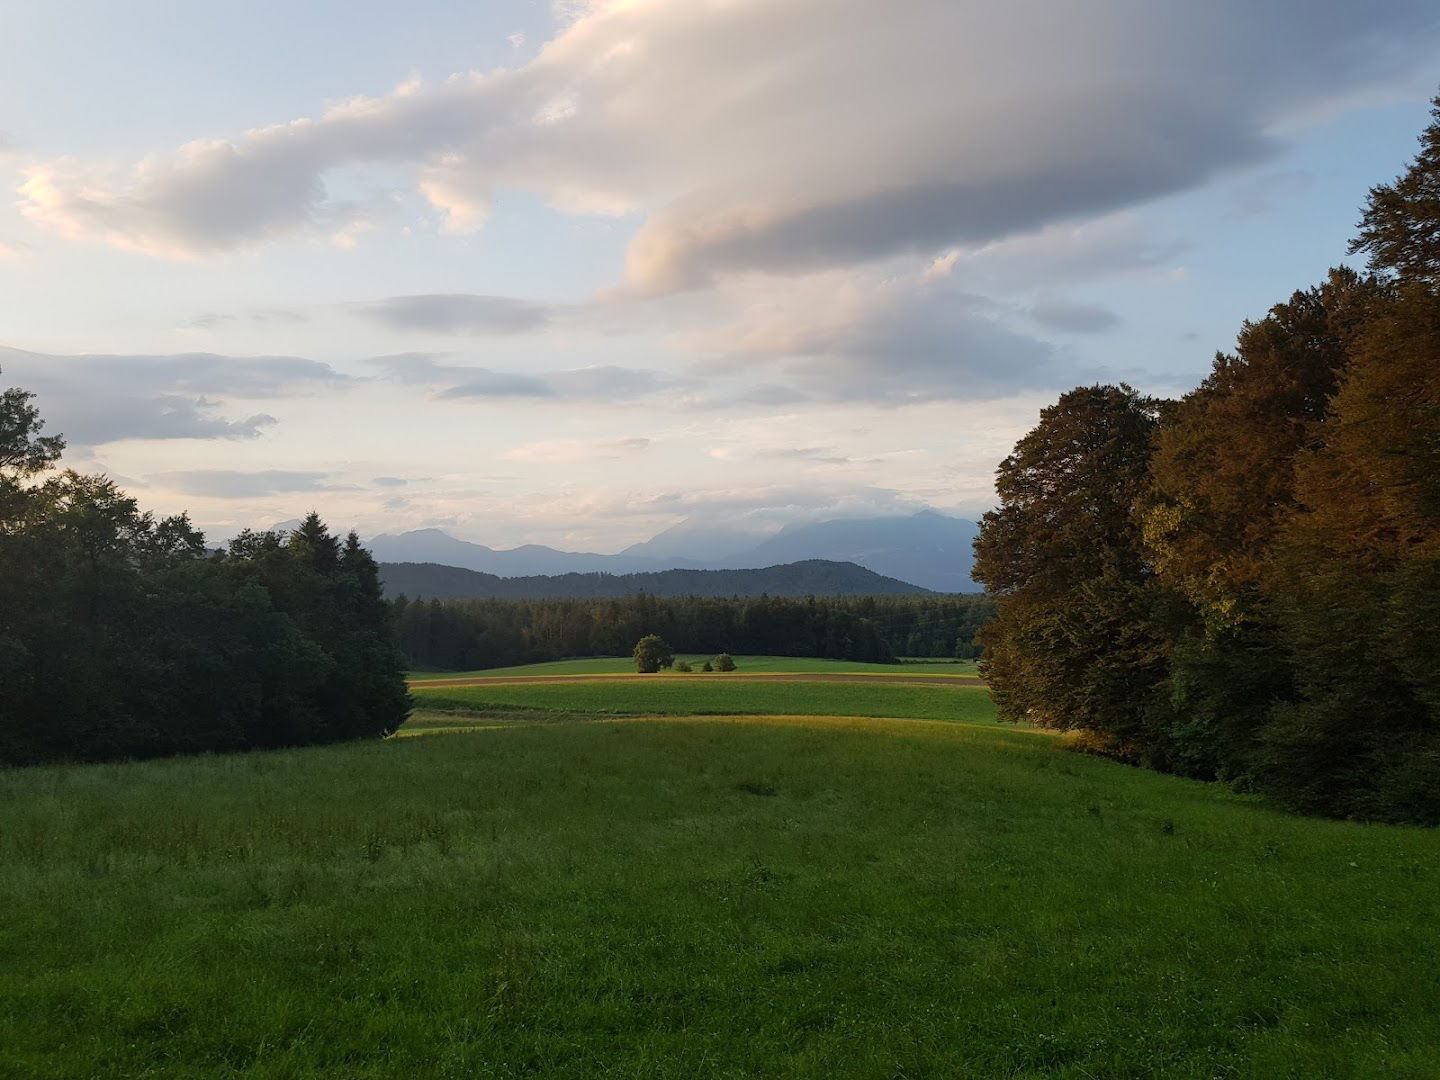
left=2, top=683, right=1437, bottom=1077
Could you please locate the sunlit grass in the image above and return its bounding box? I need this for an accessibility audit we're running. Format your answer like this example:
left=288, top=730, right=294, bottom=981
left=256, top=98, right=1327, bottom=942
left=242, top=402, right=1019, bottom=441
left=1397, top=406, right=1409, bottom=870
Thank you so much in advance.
left=5, top=673, right=1434, bottom=1077
left=3, top=681, right=1437, bottom=1077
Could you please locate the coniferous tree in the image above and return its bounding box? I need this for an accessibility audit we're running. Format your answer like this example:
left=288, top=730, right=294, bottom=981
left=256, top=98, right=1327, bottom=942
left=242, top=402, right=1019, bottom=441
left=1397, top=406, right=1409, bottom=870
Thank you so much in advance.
left=1351, top=94, right=1440, bottom=284
left=0, top=374, right=409, bottom=765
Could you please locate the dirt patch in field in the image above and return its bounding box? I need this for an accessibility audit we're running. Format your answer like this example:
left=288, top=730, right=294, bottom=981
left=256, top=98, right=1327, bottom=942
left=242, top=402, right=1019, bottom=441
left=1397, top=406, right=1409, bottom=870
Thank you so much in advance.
left=411, top=672, right=989, bottom=690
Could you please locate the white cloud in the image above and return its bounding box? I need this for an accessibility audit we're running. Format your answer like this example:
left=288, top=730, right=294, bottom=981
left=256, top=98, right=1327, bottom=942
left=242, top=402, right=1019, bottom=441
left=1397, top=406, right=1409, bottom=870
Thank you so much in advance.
left=152, top=469, right=355, bottom=498
left=17, top=0, right=1437, bottom=284
left=370, top=351, right=692, bottom=402
left=416, top=155, right=492, bottom=233
left=0, top=346, right=351, bottom=446
left=505, top=436, right=651, bottom=463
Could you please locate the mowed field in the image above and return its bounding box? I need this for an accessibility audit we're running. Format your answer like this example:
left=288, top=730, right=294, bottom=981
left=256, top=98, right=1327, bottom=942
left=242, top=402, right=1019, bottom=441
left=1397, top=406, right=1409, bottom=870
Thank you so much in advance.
left=3, top=667, right=1439, bottom=1077
left=408, top=655, right=981, bottom=681
left=406, top=677, right=995, bottom=736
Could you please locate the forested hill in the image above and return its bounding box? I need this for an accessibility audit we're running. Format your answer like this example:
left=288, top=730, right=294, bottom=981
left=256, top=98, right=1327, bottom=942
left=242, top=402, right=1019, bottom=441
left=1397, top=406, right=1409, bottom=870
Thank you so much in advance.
left=379, top=559, right=930, bottom=599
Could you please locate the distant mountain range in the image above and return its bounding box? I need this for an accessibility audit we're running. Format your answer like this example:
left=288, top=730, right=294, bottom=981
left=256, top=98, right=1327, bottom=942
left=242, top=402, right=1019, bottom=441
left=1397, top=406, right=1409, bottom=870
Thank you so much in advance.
left=367, top=510, right=980, bottom=592
left=708, top=511, right=980, bottom=593
left=379, top=559, right=928, bottom=600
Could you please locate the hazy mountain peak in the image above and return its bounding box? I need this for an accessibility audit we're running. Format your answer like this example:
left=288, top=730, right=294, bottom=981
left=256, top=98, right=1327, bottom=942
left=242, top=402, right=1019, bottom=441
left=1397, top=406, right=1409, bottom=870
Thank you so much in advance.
left=362, top=509, right=979, bottom=592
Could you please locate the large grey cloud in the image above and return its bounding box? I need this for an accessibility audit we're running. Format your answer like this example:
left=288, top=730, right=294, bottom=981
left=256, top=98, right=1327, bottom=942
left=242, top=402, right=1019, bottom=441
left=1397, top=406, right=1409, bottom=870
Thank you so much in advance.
left=153, top=470, right=354, bottom=498
left=1028, top=298, right=1122, bottom=335
left=371, top=351, right=690, bottom=402
left=355, top=294, right=555, bottom=334
left=682, top=276, right=1088, bottom=405
left=18, top=1, right=1439, bottom=287
left=0, top=346, right=350, bottom=446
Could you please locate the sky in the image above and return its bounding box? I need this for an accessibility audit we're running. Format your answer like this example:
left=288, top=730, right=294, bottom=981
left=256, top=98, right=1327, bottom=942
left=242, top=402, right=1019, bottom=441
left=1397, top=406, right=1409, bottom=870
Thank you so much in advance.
left=2, top=0, right=1439, bottom=551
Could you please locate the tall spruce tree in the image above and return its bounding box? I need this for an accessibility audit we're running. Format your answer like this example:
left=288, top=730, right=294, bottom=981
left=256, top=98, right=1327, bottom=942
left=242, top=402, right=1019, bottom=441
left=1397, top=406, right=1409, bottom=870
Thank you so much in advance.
left=1351, top=93, right=1440, bottom=284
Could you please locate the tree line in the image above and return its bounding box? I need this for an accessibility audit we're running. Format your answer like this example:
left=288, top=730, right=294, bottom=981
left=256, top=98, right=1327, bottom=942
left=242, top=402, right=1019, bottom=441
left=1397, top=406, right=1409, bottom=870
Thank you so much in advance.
left=379, top=558, right=927, bottom=600
left=975, top=98, right=1440, bottom=824
left=0, top=394, right=410, bottom=765
left=391, top=592, right=995, bottom=671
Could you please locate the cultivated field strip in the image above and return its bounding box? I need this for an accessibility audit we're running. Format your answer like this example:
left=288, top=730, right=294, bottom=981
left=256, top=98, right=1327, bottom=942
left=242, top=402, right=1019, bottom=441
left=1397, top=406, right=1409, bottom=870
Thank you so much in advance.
left=410, top=671, right=988, bottom=690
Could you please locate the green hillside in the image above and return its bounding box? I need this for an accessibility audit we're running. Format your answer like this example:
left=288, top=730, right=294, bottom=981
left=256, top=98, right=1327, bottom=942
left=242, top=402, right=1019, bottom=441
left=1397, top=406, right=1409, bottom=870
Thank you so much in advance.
left=3, top=684, right=1437, bottom=1077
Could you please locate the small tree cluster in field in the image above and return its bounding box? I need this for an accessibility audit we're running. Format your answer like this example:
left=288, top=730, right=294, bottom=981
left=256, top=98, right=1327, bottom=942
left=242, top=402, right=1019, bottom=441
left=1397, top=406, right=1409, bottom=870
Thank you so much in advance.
left=674, top=660, right=693, bottom=673
left=632, top=634, right=674, bottom=673
left=701, top=660, right=714, bottom=672
left=714, top=652, right=737, bottom=672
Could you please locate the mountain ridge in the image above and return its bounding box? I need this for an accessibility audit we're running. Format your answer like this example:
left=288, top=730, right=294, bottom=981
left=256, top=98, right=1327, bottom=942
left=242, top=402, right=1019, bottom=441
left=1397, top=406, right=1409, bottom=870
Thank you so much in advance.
left=378, top=559, right=930, bottom=600
left=367, top=510, right=980, bottom=592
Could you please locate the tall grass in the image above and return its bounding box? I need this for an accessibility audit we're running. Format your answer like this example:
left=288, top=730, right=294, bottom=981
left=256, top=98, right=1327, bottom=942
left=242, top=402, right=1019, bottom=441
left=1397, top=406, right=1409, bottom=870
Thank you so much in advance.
left=3, top=708, right=1438, bottom=1077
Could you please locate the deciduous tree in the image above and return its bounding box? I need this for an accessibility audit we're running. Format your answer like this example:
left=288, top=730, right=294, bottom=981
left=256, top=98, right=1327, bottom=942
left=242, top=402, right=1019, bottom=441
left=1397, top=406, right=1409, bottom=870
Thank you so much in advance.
left=974, top=385, right=1172, bottom=760
left=633, top=634, right=674, bottom=673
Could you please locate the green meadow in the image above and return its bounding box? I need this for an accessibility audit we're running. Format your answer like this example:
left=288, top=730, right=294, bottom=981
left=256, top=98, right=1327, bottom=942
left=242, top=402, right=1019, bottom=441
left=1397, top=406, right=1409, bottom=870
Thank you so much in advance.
left=408, top=655, right=981, bottom=680
left=408, top=678, right=994, bottom=732
left=3, top=675, right=1438, bottom=1077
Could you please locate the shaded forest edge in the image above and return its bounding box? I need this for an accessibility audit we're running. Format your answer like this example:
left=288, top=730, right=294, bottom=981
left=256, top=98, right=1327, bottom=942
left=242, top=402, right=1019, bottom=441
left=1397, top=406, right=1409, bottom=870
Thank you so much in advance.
left=0, top=400, right=412, bottom=765
left=392, top=593, right=995, bottom=671
left=974, top=97, right=1440, bottom=825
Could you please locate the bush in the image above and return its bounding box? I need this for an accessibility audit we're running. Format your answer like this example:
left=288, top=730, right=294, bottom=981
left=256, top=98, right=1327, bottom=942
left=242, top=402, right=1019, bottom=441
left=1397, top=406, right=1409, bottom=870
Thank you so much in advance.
left=701, top=660, right=714, bottom=672
left=674, top=660, right=693, bottom=673
left=715, top=652, right=737, bottom=672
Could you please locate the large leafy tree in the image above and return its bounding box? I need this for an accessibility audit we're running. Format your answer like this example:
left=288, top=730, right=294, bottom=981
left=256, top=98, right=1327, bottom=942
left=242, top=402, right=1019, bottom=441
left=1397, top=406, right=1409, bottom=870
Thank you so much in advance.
left=966, top=96, right=1440, bottom=822
left=1245, top=99, right=1440, bottom=822
left=0, top=368, right=65, bottom=533
left=0, top=373, right=65, bottom=478
left=632, top=633, right=674, bottom=674
left=1260, top=276, right=1440, bottom=822
left=974, top=385, right=1172, bottom=759
left=1139, top=269, right=1386, bottom=780
left=1143, top=269, right=1384, bottom=622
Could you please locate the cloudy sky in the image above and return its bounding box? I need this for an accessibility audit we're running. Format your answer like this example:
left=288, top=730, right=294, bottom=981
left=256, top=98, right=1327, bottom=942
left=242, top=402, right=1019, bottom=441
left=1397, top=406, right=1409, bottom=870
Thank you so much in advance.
left=3, top=0, right=1438, bottom=550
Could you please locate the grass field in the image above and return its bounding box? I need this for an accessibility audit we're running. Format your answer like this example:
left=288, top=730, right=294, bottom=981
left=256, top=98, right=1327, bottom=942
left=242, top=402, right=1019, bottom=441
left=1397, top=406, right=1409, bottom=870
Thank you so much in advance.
left=409, top=655, right=980, bottom=681
left=408, top=678, right=995, bottom=730
left=4, top=678, right=1438, bottom=1077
